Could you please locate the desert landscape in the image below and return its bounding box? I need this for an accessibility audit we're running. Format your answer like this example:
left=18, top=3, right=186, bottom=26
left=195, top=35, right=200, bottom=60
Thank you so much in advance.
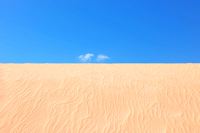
left=0, top=64, right=200, bottom=133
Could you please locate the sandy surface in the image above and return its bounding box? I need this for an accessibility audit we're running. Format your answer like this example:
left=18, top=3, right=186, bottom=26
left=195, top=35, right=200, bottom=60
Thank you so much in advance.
left=0, top=64, right=200, bottom=133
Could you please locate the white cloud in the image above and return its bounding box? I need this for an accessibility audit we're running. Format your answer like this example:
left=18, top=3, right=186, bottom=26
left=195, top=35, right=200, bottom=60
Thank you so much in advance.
left=96, top=54, right=109, bottom=62
left=78, top=53, right=94, bottom=62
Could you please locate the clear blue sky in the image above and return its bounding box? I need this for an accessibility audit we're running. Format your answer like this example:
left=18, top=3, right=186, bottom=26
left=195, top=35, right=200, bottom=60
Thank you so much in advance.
left=0, top=0, right=200, bottom=63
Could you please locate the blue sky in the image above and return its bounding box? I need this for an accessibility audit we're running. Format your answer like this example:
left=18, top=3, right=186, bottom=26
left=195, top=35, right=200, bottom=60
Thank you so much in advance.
left=0, top=0, right=200, bottom=63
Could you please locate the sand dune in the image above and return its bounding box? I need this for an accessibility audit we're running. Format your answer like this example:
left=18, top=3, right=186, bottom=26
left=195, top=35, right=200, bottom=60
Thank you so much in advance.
left=0, top=64, right=200, bottom=133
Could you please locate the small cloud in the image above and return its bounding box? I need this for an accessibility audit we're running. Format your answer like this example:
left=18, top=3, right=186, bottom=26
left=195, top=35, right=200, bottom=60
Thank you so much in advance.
left=96, top=54, right=109, bottom=62
left=78, top=53, right=94, bottom=62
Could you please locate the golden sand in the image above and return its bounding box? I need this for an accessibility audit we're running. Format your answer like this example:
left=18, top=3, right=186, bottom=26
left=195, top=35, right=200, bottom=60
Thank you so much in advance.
left=0, top=64, right=200, bottom=133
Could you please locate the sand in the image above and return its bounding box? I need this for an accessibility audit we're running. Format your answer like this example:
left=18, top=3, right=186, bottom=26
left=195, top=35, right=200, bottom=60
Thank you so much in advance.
left=0, top=64, right=200, bottom=133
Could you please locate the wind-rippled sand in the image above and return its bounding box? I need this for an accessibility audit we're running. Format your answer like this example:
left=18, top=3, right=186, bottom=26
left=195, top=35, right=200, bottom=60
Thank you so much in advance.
left=0, top=64, right=200, bottom=133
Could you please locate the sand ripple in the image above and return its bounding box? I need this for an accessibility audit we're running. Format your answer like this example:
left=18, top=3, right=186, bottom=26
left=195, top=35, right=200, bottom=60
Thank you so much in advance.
left=0, top=64, right=200, bottom=133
